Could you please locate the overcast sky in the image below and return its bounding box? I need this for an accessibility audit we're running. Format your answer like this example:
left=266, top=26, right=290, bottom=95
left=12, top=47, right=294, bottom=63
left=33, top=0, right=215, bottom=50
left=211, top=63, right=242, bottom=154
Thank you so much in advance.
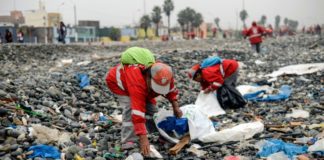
left=0, top=0, right=323, bottom=29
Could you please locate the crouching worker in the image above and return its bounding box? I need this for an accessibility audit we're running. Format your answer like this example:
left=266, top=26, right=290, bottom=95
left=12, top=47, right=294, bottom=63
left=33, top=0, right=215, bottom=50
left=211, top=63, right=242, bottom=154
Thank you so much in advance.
left=187, top=56, right=246, bottom=108
left=105, top=47, right=182, bottom=156
left=187, top=57, right=239, bottom=93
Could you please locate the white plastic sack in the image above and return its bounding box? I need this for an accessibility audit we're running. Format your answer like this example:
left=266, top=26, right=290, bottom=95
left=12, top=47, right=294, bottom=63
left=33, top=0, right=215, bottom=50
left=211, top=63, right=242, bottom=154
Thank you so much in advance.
left=154, top=105, right=216, bottom=143
left=236, top=85, right=272, bottom=96
left=266, top=151, right=289, bottom=160
left=308, top=138, right=324, bottom=152
left=266, top=63, right=324, bottom=77
left=195, top=91, right=225, bottom=117
left=181, top=105, right=216, bottom=140
left=199, top=121, right=264, bottom=143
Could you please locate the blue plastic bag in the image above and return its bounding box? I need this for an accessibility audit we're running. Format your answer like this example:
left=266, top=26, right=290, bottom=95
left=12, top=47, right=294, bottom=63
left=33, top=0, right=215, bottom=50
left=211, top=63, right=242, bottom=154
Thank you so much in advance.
left=76, top=73, right=90, bottom=89
left=200, top=56, right=222, bottom=69
left=158, top=116, right=188, bottom=135
left=257, top=139, right=308, bottom=159
left=28, top=144, right=61, bottom=159
left=244, top=85, right=292, bottom=102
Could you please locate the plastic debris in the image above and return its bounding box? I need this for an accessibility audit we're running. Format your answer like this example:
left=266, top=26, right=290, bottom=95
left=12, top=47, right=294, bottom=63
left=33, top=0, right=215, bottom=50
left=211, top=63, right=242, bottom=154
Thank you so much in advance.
left=195, top=91, right=225, bottom=117
left=266, top=151, right=289, bottom=160
left=285, top=109, right=310, bottom=118
left=158, top=116, right=189, bottom=136
left=30, top=124, right=71, bottom=144
left=266, top=63, right=324, bottom=77
left=186, top=144, right=207, bottom=158
left=149, top=145, right=163, bottom=158
left=28, top=144, right=61, bottom=159
left=257, top=139, right=308, bottom=159
left=76, top=73, right=90, bottom=89
left=200, top=121, right=264, bottom=143
left=243, top=85, right=291, bottom=102
left=308, top=138, right=324, bottom=152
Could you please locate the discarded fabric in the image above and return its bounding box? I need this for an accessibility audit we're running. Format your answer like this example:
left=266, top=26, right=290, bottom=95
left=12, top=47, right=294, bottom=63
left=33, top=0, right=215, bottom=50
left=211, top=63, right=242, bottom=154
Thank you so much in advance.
left=257, top=139, right=308, bottom=159
left=76, top=73, right=90, bottom=89
left=28, top=144, right=61, bottom=159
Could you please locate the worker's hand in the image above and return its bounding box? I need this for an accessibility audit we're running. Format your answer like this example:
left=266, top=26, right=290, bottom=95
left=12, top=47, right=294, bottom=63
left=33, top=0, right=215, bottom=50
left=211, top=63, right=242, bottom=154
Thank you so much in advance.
left=203, top=87, right=214, bottom=94
left=171, top=101, right=183, bottom=118
left=139, top=134, right=150, bottom=156
left=173, top=108, right=183, bottom=118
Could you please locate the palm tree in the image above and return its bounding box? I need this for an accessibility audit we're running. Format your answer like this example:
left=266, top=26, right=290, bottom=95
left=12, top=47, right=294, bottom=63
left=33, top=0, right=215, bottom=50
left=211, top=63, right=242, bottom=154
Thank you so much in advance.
left=239, top=9, right=248, bottom=28
left=284, top=18, right=289, bottom=26
left=192, top=13, right=203, bottom=29
left=163, top=0, right=174, bottom=38
left=140, top=15, right=151, bottom=38
left=260, top=15, right=267, bottom=26
left=151, top=6, right=162, bottom=37
left=275, top=15, right=281, bottom=31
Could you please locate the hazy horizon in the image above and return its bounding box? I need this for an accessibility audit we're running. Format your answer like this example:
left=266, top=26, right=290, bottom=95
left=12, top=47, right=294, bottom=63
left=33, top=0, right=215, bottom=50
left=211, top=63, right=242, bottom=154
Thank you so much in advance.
left=0, top=0, right=323, bottom=29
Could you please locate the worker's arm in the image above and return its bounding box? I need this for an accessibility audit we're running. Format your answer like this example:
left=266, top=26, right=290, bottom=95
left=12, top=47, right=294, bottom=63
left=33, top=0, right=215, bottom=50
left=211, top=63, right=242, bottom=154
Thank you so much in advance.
left=165, top=79, right=183, bottom=118
left=202, top=68, right=224, bottom=93
left=125, top=66, right=150, bottom=156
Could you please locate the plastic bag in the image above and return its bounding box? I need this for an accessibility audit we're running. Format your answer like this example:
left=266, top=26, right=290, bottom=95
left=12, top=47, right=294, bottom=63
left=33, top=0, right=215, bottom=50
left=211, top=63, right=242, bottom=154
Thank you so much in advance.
left=257, top=139, right=308, bottom=159
left=181, top=105, right=216, bottom=140
left=157, top=116, right=189, bottom=136
left=199, top=121, right=264, bottom=143
left=217, top=84, right=246, bottom=109
left=154, top=105, right=215, bottom=143
left=28, top=145, right=61, bottom=159
left=195, top=91, right=225, bottom=117
left=285, top=109, right=310, bottom=118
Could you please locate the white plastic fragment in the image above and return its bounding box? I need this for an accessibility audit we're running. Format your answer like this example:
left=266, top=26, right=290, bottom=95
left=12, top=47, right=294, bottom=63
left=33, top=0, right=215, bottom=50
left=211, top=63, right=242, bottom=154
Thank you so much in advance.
left=266, top=151, right=289, bottom=160
left=285, top=109, right=310, bottom=118
left=266, top=63, right=324, bottom=77
left=199, top=121, right=264, bottom=143
left=149, top=145, right=163, bottom=158
left=308, top=139, right=324, bottom=152
left=186, top=144, right=207, bottom=158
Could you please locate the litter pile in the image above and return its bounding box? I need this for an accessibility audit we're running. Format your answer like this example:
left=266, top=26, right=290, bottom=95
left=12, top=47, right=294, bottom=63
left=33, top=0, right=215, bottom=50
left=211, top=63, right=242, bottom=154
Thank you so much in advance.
left=0, top=35, right=323, bottom=159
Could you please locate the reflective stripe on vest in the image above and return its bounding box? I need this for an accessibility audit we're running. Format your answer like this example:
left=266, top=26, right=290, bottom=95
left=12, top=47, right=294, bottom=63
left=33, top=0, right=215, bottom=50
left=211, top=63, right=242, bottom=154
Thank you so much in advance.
left=132, top=110, right=145, bottom=118
left=249, top=33, right=261, bottom=39
left=116, top=65, right=125, bottom=91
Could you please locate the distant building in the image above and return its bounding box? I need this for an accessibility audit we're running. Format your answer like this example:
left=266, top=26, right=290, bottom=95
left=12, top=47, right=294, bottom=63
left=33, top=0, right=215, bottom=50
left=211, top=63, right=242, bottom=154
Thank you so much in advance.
left=121, top=27, right=136, bottom=37
left=75, top=26, right=97, bottom=42
left=78, top=20, right=100, bottom=28
left=0, top=11, right=24, bottom=26
left=24, top=1, right=48, bottom=27
left=48, top=13, right=62, bottom=27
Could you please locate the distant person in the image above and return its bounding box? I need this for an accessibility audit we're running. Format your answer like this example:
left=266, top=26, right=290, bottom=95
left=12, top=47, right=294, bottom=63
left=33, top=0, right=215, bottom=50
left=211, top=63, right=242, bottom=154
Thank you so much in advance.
left=244, top=22, right=265, bottom=53
left=5, top=29, right=13, bottom=43
left=315, top=24, right=321, bottom=36
left=17, top=30, right=24, bottom=43
left=212, top=27, right=217, bottom=38
left=0, top=33, right=2, bottom=44
left=58, top=21, right=67, bottom=44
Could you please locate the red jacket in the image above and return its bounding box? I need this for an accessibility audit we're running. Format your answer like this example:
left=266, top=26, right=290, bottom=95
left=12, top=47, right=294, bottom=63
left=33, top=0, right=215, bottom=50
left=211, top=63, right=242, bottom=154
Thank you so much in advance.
left=200, top=59, right=239, bottom=91
left=106, top=64, right=178, bottom=135
left=246, top=26, right=265, bottom=44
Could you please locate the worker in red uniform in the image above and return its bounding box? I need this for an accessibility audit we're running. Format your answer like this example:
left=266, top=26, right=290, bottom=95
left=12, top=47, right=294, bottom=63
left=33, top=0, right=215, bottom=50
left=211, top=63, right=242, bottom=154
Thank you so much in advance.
left=106, top=49, right=182, bottom=156
left=187, top=58, right=239, bottom=93
left=244, top=21, right=265, bottom=53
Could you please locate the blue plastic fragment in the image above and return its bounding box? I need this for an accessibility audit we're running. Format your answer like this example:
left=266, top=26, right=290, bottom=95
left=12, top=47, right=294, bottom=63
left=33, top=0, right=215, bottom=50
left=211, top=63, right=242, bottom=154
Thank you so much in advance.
left=158, top=116, right=189, bottom=135
left=76, top=73, right=90, bottom=88
left=28, top=144, right=61, bottom=159
left=244, top=85, right=292, bottom=102
left=257, top=139, right=308, bottom=159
